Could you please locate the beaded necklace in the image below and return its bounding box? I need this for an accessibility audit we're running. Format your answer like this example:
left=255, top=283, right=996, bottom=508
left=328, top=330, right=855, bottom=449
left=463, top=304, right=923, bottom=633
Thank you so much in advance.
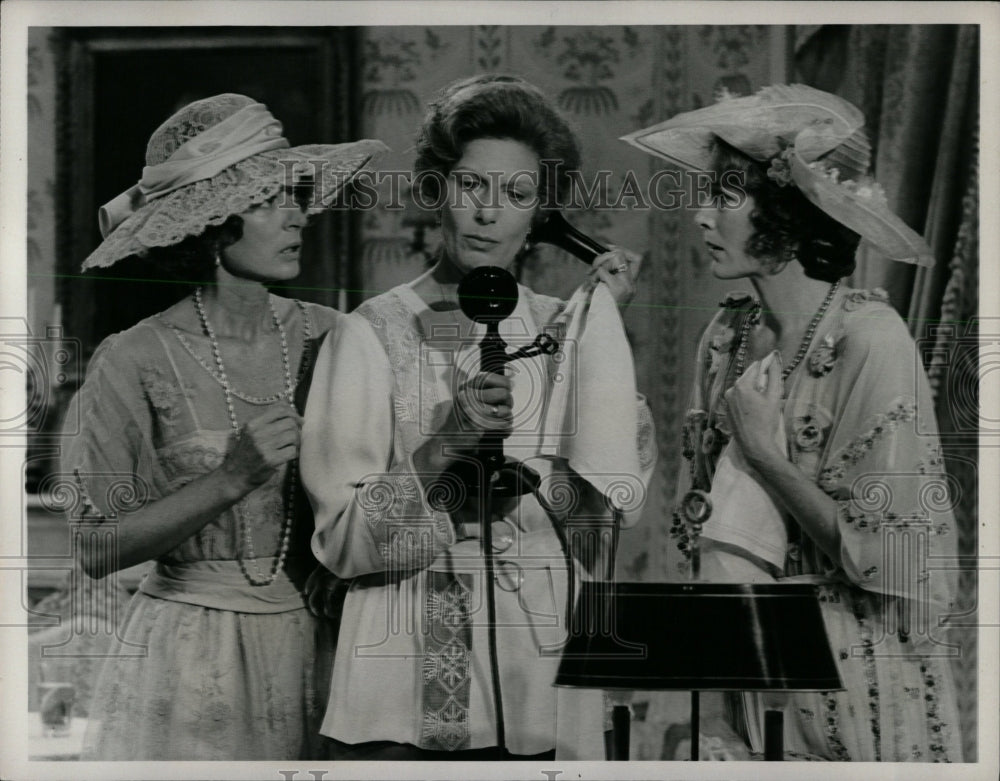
left=734, top=280, right=840, bottom=382
left=193, top=286, right=296, bottom=586
left=163, top=299, right=307, bottom=404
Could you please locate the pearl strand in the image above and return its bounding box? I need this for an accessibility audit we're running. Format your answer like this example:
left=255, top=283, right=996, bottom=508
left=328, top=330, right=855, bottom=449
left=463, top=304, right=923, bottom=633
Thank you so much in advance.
left=734, top=280, right=841, bottom=381
left=193, top=287, right=296, bottom=587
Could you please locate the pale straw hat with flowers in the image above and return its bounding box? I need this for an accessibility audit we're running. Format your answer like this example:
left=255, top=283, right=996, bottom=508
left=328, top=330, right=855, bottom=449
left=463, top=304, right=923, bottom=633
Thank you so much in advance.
left=621, top=84, right=934, bottom=267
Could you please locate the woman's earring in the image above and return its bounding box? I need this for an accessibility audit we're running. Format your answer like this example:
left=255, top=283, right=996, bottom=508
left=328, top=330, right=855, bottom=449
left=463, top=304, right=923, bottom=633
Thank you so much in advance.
left=215, top=253, right=222, bottom=269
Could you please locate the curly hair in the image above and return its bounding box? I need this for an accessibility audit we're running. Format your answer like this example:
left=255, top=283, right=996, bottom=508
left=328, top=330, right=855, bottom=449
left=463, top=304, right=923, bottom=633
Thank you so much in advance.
left=711, top=138, right=859, bottom=282
left=412, top=74, right=581, bottom=214
left=135, top=215, right=245, bottom=287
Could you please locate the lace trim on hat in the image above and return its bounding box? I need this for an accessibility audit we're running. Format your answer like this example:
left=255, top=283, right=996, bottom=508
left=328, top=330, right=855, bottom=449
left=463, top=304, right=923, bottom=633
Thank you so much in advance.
left=85, top=143, right=380, bottom=270
left=87, top=157, right=289, bottom=268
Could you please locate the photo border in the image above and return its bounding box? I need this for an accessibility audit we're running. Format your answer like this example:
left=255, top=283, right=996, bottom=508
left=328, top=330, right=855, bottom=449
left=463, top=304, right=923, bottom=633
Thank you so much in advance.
left=2, top=2, right=997, bottom=780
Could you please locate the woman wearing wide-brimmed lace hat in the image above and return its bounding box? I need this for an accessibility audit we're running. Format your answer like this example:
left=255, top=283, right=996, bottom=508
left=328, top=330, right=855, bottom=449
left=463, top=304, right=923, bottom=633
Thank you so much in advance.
left=64, top=93, right=386, bottom=760
left=624, top=85, right=962, bottom=761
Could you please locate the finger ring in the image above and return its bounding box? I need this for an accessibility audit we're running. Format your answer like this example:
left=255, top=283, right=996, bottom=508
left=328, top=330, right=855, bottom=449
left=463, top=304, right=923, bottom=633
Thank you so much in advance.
left=612, top=263, right=628, bottom=275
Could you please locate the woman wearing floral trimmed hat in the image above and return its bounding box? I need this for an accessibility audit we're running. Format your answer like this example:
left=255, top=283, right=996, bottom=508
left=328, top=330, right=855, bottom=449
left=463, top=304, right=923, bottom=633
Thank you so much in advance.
left=624, top=85, right=962, bottom=761
left=63, top=93, right=387, bottom=759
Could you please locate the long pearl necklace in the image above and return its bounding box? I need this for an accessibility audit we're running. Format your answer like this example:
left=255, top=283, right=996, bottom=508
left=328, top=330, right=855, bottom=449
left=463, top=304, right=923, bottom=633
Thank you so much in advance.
left=734, top=280, right=841, bottom=381
left=193, top=286, right=296, bottom=587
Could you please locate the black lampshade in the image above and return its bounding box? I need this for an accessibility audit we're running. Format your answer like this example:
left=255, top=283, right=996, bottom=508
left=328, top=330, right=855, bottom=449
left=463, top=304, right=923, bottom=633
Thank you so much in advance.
left=555, top=581, right=844, bottom=692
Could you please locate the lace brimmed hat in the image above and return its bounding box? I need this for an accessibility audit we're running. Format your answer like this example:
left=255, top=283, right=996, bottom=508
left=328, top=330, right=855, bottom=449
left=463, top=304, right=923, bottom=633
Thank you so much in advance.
left=83, top=93, right=389, bottom=270
left=620, top=84, right=934, bottom=267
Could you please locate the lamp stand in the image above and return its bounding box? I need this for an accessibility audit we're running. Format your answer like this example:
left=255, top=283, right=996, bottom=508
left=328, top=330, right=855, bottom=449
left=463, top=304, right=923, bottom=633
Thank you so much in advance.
left=764, top=709, right=784, bottom=760
left=610, top=705, right=630, bottom=760
left=690, top=691, right=700, bottom=761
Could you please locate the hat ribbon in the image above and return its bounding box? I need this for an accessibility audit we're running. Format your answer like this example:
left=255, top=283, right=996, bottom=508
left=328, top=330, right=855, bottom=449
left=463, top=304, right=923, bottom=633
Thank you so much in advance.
left=99, top=103, right=290, bottom=238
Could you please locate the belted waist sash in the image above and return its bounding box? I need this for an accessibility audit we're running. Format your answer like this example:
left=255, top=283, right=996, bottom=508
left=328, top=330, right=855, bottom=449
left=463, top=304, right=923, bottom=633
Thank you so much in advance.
left=138, top=558, right=308, bottom=614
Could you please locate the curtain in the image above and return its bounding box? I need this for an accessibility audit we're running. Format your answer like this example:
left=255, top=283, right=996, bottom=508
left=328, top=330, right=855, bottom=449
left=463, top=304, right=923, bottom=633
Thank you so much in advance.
left=796, top=24, right=980, bottom=762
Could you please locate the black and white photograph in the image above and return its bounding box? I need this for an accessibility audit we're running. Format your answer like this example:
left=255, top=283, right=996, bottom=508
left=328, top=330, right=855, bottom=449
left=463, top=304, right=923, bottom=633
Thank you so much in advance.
left=1, top=2, right=996, bottom=779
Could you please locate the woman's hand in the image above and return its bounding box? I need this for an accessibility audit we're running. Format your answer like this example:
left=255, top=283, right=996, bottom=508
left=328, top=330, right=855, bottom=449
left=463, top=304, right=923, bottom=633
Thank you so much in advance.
left=221, top=405, right=302, bottom=491
left=304, top=564, right=350, bottom=619
left=724, top=352, right=786, bottom=470
left=589, top=245, right=642, bottom=306
left=454, top=371, right=514, bottom=438
left=723, top=351, right=844, bottom=562
left=412, top=370, right=513, bottom=477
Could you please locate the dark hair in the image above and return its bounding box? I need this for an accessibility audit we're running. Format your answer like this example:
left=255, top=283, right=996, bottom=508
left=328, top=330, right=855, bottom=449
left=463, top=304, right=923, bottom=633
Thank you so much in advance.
left=413, top=74, right=581, bottom=213
left=138, top=215, right=245, bottom=286
left=711, top=138, right=860, bottom=282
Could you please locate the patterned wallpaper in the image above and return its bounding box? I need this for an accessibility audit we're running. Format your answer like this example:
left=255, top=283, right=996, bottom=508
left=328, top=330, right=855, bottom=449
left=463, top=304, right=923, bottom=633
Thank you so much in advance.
left=26, top=28, right=58, bottom=339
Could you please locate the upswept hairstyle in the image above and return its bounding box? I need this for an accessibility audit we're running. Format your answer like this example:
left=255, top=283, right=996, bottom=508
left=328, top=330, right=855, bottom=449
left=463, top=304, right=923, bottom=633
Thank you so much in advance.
left=712, top=138, right=860, bottom=282
left=413, top=74, right=581, bottom=212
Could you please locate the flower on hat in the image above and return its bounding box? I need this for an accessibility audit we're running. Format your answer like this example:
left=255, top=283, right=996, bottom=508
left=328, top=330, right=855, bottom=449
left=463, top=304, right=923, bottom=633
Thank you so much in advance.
left=766, top=147, right=794, bottom=187
left=840, top=177, right=889, bottom=206
left=714, top=85, right=739, bottom=103
left=807, top=160, right=842, bottom=183
left=621, top=83, right=937, bottom=268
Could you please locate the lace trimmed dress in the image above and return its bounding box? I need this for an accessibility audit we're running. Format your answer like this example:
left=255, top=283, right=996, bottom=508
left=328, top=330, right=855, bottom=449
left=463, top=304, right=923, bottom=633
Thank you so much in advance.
left=674, top=288, right=963, bottom=761
left=300, top=282, right=656, bottom=758
left=65, top=297, right=341, bottom=760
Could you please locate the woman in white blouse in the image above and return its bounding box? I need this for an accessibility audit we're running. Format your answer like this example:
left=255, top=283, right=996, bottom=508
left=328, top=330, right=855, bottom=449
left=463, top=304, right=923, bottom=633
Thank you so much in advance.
left=301, top=75, right=654, bottom=760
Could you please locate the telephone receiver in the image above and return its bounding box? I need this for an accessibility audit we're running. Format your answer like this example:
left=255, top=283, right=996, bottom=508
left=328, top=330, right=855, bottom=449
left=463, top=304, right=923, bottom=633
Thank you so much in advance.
left=528, top=211, right=608, bottom=264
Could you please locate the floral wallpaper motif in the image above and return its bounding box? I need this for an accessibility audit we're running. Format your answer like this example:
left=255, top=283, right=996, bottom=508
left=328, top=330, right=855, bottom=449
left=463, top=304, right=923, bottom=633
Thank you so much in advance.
left=690, top=25, right=769, bottom=108
left=27, top=189, right=44, bottom=265
left=535, top=27, right=642, bottom=115
left=662, top=28, right=685, bottom=115
left=362, top=28, right=450, bottom=117
left=27, top=29, right=59, bottom=339
left=699, top=25, right=769, bottom=71
left=28, top=44, right=44, bottom=118
left=647, top=26, right=688, bottom=584
left=474, top=26, right=505, bottom=71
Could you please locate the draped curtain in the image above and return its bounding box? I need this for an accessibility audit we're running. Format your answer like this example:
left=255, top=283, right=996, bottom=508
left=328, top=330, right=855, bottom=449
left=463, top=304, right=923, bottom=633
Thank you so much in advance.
left=796, top=24, right=980, bottom=761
